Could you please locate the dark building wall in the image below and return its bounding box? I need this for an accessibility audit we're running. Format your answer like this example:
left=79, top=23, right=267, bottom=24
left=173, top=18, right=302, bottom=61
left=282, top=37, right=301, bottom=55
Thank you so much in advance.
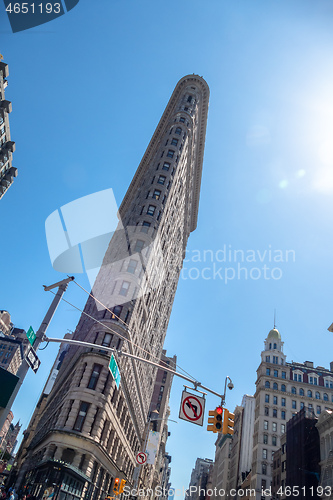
left=286, top=408, right=320, bottom=499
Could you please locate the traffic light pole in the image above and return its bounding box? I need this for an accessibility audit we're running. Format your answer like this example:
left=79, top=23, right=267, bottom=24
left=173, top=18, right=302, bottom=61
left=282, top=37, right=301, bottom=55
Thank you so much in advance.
left=0, top=277, right=74, bottom=431
left=43, top=337, right=225, bottom=400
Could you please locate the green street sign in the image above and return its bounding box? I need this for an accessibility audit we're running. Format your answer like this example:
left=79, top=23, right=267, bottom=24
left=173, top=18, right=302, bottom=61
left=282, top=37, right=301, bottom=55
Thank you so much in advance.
left=109, top=354, right=121, bottom=389
left=26, top=326, right=36, bottom=346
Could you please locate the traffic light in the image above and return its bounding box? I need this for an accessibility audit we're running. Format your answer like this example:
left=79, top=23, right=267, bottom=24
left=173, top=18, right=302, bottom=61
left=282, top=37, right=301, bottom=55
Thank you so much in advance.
left=113, top=478, right=120, bottom=495
left=222, top=408, right=235, bottom=435
left=119, top=480, right=126, bottom=494
left=113, top=478, right=126, bottom=496
left=207, top=406, right=223, bottom=433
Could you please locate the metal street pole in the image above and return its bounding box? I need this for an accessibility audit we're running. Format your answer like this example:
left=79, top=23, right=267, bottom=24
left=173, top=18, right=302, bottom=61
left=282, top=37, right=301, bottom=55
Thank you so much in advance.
left=0, top=277, right=74, bottom=430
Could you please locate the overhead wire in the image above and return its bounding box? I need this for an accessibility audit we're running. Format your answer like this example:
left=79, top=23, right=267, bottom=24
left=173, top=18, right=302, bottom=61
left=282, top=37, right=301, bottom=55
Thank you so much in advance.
left=72, top=278, right=197, bottom=382
left=47, top=286, right=196, bottom=383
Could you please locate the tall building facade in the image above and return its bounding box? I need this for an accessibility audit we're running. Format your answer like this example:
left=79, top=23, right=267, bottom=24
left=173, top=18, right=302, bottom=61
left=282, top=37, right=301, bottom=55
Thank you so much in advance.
left=0, top=60, right=16, bottom=200
left=251, top=328, right=333, bottom=498
left=15, top=75, right=209, bottom=499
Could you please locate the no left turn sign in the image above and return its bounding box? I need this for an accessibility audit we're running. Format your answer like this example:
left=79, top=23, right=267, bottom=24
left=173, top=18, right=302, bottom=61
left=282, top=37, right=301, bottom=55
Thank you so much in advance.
left=179, top=390, right=205, bottom=426
left=136, top=452, right=147, bottom=465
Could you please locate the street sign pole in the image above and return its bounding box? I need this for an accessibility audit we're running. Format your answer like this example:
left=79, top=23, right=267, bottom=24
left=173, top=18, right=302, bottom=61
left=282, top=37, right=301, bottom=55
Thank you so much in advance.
left=0, top=277, right=74, bottom=431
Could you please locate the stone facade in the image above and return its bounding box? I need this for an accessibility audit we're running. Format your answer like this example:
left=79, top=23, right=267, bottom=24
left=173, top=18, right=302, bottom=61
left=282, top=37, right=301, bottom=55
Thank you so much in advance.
left=251, top=328, right=333, bottom=499
left=14, top=75, right=209, bottom=499
left=0, top=60, right=16, bottom=200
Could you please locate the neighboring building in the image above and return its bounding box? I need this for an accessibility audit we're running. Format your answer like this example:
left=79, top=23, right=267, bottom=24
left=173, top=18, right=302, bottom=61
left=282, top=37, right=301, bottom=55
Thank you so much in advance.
left=286, top=408, right=320, bottom=499
left=15, top=75, right=209, bottom=498
left=0, top=411, right=21, bottom=457
left=251, top=327, right=333, bottom=499
left=316, top=409, right=333, bottom=498
left=209, top=434, right=231, bottom=498
left=140, top=350, right=176, bottom=496
left=228, top=395, right=255, bottom=495
left=188, top=458, right=214, bottom=500
left=0, top=59, right=17, bottom=200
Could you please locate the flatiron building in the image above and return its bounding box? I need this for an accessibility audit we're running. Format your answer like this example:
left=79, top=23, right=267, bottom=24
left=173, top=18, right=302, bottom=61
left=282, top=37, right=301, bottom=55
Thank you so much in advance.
left=15, top=75, right=209, bottom=499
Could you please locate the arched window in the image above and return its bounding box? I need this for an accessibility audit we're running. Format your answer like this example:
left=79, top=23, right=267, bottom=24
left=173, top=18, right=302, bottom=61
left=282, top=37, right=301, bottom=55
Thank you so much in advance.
left=324, top=393, right=328, bottom=401
left=315, top=391, right=320, bottom=400
left=274, top=343, right=277, bottom=349
left=299, top=388, right=304, bottom=396
left=273, top=382, right=278, bottom=391
left=265, top=381, right=270, bottom=388
left=292, top=387, right=296, bottom=394
left=307, top=390, right=312, bottom=398
left=269, top=343, right=272, bottom=349
left=281, top=384, right=286, bottom=392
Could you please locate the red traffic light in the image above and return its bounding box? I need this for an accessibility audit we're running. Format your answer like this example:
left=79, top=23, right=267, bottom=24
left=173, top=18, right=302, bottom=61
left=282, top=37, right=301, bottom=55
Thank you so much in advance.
left=216, top=406, right=223, bottom=414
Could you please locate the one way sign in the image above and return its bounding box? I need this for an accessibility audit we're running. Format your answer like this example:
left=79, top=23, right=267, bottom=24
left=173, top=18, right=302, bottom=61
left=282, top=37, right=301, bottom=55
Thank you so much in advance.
left=25, top=347, right=41, bottom=374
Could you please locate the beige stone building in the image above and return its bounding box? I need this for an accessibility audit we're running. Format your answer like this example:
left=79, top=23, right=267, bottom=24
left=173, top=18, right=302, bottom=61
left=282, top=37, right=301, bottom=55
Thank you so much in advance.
left=251, top=327, right=333, bottom=499
left=14, top=75, right=209, bottom=500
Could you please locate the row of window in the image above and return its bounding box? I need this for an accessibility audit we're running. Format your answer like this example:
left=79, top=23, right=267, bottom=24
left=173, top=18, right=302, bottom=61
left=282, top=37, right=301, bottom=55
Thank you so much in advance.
left=266, top=368, right=286, bottom=378
left=263, top=434, right=277, bottom=446
left=264, top=421, right=286, bottom=433
left=265, top=380, right=333, bottom=401
left=265, top=355, right=281, bottom=365
left=264, top=408, right=286, bottom=419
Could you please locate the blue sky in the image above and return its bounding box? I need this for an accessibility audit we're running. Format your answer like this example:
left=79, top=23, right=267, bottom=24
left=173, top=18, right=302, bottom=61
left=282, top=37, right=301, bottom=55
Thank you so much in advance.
left=2, top=0, right=333, bottom=490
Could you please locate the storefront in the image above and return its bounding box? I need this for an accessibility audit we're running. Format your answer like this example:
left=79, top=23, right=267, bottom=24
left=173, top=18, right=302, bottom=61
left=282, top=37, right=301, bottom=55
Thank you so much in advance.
left=23, top=459, right=90, bottom=500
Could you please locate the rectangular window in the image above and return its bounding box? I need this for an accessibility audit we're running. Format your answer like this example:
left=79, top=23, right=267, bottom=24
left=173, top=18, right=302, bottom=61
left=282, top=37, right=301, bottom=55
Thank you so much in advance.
left=310, top=376, right=313, bottom=384
left=298, top=374, right=302, bottom=382
left=175, top=127, right=182, bottom=135
left=264, top=420, right=268, bottom=430
left=152, top=189, right=161, bottom=200
left=262, top=449, right=267, bottom=459
left=112, top=305, right=122, bottom=320
left=134, top=240, right=144, bottom=253
left=266, top=368, right=270, bottom=376
left=273, top=356, right=278, bottom=364
left=282, top=371, right=286, bottom=379
left=171, top=138, right=178, bottom=146
left=147, top=205, right=156, bottom=216
left=317, top=405, right=321, bottom=414
left=74, top=402, right=90, bottom=432
left=292, top=400, right=296, bottom=409
left=273, top=396, right=278, bottom=405
left=88, top=364, right=102, bottom=390
left=263, top=434, right=268, bottom=444
left=265, top=394, right=269, bottom=403
left=281, top=424, right=285, bottom=434
left=281, top=411, right=286, bottom=420
left=127, top=259, right=137, bottom=274
left=281, top=398, right=286, bottom=407
left=162, top=162, right=170, bottom=171
left=119, top=281, right=130, bottom=296
left=141, top=221, right=151, bottom=233
left=158, top=175, right=166, bottom=185
left=272, top=436, right=277, bottom=446
left=274, top=370, right=278, bottom=377
left=179, top=117, right=185, bottom=123
left=102, top=333, right=113, bottom=347
left=273, top=409, right=277, bottom=417
left=294, top=373, right=297, bottom=381
left=300, top=402, right=305, bottom=409
left=272, top=422, right=277, bottom=432
left=262, top=464, right=267, bottom=475
left=167, top=150, right=174, bottom=158
left=266, top=356, right=270, bottom=362
left=265, top=407, right=269, bottom=416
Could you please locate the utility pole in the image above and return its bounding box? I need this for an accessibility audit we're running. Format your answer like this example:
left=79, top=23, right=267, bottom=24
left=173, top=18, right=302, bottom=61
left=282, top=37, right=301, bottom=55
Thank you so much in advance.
left=0, top=277, right=74, bottom=431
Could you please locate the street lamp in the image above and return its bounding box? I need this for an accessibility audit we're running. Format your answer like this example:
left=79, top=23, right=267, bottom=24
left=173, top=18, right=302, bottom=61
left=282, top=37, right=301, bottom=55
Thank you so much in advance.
left=221, top=376, right=234, bottom=406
